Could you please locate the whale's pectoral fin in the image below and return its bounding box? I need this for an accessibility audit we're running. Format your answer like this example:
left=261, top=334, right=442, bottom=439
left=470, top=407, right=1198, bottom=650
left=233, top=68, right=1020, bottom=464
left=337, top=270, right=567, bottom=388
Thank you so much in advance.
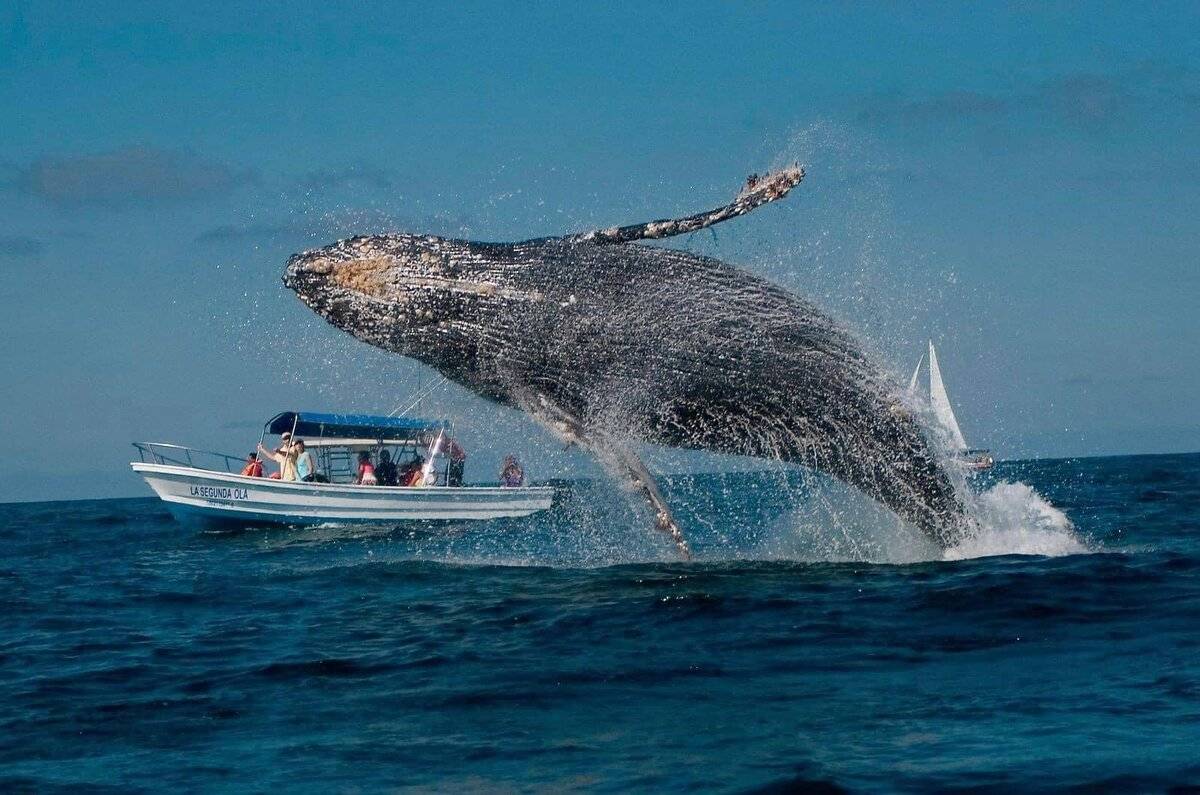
left=561, top=164, right=804, bottom=246
left=511, top=388, right=589, bottom=448
left=593, top=442, right=693, bottom=560
left=511, top=389, right=693, bottom=560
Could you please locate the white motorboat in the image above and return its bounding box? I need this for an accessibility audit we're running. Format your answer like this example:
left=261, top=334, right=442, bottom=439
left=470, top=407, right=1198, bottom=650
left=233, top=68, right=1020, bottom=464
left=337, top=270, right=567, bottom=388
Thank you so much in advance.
left=909, top=342, right=994, bottom=471
left=131, top=411, right=554, bottom=525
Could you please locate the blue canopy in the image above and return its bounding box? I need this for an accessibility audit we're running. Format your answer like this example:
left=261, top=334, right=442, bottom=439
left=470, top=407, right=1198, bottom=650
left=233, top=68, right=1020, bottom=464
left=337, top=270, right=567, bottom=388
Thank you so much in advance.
left=266, top=411, right=450, bottom=441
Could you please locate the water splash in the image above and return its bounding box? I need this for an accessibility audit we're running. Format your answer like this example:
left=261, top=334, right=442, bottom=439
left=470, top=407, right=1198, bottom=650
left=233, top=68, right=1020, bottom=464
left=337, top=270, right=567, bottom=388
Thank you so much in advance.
left=681, top=464, right=1088, bottom=565
left=945, top=481, right=1087, bottom=560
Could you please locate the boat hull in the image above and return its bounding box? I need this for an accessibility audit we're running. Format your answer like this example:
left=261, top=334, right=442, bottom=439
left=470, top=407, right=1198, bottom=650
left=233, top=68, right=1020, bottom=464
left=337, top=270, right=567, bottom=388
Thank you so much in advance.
left=131, top=463, right=555, bottom=525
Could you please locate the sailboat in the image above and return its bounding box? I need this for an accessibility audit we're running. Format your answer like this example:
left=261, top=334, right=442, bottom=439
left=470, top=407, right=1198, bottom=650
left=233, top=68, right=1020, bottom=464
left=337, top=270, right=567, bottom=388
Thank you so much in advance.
left=909, top=341, right=994, bottom=471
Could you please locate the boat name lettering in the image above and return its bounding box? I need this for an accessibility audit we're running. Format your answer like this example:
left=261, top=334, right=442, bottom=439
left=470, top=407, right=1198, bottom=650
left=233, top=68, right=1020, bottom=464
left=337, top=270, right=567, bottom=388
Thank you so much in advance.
left=189, top=485, right=249, bottom=500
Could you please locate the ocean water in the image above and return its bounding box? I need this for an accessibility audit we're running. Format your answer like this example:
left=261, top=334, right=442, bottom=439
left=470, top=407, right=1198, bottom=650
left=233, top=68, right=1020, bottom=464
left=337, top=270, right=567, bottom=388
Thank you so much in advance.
left=2, top=453, right=1198, bottom=792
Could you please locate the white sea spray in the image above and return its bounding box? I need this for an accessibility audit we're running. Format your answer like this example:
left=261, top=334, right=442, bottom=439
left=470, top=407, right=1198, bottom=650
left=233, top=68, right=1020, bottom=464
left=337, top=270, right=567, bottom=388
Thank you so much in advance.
left=944, top=481, right=1087, bottom=560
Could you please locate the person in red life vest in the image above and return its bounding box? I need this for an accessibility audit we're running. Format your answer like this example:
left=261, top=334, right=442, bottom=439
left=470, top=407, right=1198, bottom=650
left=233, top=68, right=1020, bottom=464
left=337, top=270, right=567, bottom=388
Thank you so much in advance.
left=400, top=455, right=426, bottom=487
left=446, top=438, right=467, bottom=486
left=356, top=451, right=379, bottom=485
left=240, top=452, right=263, bottom=477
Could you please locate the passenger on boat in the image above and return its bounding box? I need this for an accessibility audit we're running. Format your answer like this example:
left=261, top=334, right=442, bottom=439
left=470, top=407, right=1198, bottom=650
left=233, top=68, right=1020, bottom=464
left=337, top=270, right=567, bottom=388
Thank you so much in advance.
left=356, top=451, right=378, bottom=485
left=240, top=452, right=263, bottom=478
left=293, top=439, right=319, bottom=482
left=272, top=431, right=293, bottom=457
left=499, top=455, right=524, bottom=487
left=400, top=456, right=425, bottom=487
left=446, top=438, right=466, bottom=487
left=375, top=450, right=398, bottom=486
left=258, top=441, right=298, bottom=481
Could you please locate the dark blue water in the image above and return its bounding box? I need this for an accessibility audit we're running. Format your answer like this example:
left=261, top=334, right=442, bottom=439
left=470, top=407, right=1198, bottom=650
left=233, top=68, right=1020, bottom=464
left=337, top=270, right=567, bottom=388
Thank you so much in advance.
left=2, top=454, right=1198, bottom=792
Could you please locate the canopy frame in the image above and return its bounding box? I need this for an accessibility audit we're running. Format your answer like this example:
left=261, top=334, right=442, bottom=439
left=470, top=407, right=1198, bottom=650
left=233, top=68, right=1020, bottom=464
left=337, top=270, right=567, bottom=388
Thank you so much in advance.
left=263, top=411, right=451, bottom=442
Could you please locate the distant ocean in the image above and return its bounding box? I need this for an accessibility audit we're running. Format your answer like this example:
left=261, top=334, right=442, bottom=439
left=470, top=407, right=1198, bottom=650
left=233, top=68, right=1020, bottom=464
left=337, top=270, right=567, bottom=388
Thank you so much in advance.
left=2, top=453, right=1198, bottom=792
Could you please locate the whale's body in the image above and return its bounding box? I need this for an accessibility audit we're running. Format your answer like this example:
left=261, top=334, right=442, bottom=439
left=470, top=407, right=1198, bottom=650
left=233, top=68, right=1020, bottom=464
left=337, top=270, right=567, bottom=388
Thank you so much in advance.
left=284, top=168, right=969, bottom=554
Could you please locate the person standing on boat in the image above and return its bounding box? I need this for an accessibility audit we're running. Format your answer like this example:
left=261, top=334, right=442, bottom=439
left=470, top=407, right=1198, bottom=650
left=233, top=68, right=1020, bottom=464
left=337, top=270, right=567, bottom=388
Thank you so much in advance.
left=258, top=440, right=298, bottom=481
left=446, top=438, right=467, bottom=486
left=356, top=451, right=378, bottom=485
left=499, top=455, right=524, bottom=487
left=293, top=439, right=317, bottom=482
left=272, top=431, right=293, bottom=457
left=240, top=452, right=263, bottom=477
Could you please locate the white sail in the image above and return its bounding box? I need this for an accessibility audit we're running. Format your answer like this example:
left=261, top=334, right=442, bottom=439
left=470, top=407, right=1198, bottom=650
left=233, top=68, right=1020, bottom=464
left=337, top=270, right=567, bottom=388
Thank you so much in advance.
left=927, top=341, right=968, bottom=452
left=908, top=353, right=925, bottom=394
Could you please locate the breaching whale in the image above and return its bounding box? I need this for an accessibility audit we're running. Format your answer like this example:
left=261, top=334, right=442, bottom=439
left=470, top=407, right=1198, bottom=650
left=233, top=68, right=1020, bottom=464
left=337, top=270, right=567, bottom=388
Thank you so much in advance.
left=283, top=167, right=970, bottom=557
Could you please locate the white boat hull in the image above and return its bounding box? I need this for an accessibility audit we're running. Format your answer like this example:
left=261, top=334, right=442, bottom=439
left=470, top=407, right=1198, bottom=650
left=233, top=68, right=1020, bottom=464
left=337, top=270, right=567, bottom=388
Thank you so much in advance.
left=131, top=463, right=555, bottom=525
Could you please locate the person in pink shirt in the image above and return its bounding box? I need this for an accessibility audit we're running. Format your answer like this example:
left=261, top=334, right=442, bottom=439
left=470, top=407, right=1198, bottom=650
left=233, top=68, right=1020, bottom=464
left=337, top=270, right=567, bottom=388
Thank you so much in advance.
left=356, top=451, right=378, bottom=485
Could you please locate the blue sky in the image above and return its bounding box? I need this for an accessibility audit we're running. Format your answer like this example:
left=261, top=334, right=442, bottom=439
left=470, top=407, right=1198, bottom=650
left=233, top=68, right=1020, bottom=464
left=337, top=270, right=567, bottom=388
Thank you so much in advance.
left=2, top=2, right=1198, bottom=502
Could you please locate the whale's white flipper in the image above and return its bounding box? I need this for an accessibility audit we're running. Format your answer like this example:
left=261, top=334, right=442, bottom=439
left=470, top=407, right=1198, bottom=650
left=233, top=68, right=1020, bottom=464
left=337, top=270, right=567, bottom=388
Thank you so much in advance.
left=512, top=388, right=692, bottom=560
left=561, top=165, right=804, bottom=246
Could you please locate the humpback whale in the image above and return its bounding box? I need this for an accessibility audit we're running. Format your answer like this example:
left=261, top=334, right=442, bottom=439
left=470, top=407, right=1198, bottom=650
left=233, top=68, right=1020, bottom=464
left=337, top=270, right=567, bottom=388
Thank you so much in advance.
left=283, top=167, right=970, bottom=557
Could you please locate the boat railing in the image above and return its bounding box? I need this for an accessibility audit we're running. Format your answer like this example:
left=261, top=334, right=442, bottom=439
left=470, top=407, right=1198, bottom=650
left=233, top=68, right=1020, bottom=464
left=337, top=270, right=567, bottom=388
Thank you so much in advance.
left=133, top=442, right=243, bottom=473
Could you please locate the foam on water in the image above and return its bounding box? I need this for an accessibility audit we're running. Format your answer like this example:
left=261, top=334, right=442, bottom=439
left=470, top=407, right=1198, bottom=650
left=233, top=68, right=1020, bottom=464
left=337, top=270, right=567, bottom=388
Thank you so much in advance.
left=946, top=480, right=1088, bottom=560
left=740, top=468, right=1088, bottom=566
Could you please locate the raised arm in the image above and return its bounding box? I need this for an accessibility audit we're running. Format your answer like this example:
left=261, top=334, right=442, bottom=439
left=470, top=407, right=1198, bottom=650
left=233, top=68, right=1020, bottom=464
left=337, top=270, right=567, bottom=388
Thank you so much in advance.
left=257, top=442, right=282, bottom=464
left=560, top=164, right=804, bottom=245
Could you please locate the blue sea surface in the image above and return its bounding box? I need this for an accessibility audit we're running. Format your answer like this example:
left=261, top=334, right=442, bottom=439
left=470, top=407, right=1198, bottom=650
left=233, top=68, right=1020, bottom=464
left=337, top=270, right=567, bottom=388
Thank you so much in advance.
left=2, top=453, right=1198, bottom=792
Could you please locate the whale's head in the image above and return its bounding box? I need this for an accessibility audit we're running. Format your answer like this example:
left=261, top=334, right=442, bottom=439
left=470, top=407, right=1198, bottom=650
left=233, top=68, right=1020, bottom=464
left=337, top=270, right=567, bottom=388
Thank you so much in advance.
left=284, top=234, right=543, bottom=362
